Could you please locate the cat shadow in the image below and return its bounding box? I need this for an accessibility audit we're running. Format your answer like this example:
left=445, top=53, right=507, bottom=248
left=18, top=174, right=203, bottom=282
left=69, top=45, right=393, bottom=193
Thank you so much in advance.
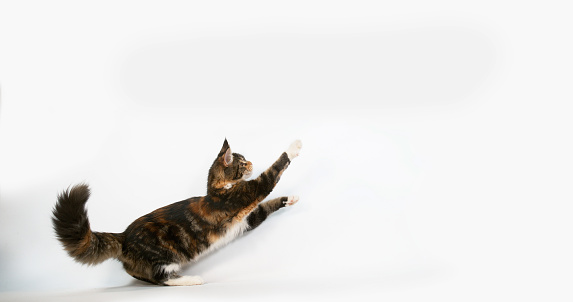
left=98, top=279, right=158, bottom=292
left=35, top=281, right=158, bottom=302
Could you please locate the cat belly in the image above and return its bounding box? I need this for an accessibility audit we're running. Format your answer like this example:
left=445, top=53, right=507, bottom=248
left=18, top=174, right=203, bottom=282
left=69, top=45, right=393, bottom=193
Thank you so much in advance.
left=194, top=219, right=249, bottom=261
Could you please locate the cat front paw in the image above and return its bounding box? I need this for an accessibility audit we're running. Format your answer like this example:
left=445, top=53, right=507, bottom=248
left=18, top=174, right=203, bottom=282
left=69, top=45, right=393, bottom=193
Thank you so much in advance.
left=287, top=140, right=302, bottom=160
left=284, top=195, right=300, bottom=207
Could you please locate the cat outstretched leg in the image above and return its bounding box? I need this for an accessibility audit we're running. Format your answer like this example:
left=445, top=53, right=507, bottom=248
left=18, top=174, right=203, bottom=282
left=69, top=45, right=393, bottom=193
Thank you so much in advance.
left=286, top=140, right=302, bottom=160
left=284, top=195, right=300, bottom=206
left=248, top=140, right=302, bottom=201
left=246, top=196, right=300, bottom=231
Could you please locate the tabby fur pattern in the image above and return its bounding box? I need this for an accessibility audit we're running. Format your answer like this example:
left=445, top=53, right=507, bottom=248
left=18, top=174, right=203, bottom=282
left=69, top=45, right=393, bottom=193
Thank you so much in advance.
left=52, top=139, right=302, bottom=286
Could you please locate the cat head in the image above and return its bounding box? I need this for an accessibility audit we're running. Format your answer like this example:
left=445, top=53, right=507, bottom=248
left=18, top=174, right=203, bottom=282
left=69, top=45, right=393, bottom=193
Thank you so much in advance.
left=208, top=139, right=253, bottom=192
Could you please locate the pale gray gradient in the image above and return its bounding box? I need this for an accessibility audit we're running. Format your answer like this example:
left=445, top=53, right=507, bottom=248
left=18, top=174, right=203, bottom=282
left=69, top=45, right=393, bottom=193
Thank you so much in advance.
left=1, top=1, right=572, bottom=302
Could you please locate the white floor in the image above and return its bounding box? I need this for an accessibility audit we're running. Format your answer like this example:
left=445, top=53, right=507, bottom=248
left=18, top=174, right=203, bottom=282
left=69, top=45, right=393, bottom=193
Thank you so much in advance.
left=1, top=1, right=572, bottom=301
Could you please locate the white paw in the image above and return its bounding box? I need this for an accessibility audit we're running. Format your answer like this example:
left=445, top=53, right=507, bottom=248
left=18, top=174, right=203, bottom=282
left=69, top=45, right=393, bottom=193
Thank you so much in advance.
left=164, top=275, right=204, bottom=286
left=286, top=140, right=302, bottom=160
left=284, top=195, right=300, bottom=207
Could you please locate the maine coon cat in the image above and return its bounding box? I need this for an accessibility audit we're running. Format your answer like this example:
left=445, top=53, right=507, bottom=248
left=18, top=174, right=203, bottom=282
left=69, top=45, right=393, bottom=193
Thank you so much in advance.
left=52, top=139, right=302, bottom=286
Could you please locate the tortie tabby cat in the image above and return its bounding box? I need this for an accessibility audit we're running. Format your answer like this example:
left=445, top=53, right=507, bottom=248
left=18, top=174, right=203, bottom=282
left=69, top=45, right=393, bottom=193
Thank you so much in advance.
left=52, top=139, right=302, bottom=286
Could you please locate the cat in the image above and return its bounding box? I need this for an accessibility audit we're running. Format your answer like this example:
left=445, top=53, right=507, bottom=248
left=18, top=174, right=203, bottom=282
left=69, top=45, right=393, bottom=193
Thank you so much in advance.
left=52, top=139, right=302, bottom=286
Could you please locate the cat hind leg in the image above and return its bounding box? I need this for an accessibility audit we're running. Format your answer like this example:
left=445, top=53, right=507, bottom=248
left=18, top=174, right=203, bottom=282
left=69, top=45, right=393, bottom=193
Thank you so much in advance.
left=158, top=263, right=204, bottom=286
left=130, top=263, right=202, bottom=286
left=164, top=275, right=204, bottom=286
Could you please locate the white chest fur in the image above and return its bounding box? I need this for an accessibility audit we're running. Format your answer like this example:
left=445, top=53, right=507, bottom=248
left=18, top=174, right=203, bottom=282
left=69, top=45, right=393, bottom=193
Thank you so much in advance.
left=194, top=219, right=249, bottom=261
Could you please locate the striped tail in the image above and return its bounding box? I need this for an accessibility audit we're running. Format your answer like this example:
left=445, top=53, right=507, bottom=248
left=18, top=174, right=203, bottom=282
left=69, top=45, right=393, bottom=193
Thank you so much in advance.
left=52, top=184, right=124, bottom=265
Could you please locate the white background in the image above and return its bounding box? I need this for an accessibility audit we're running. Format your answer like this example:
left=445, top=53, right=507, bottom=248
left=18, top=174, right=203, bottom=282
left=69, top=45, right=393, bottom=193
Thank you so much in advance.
left=1, top=1, right=572, bottom=301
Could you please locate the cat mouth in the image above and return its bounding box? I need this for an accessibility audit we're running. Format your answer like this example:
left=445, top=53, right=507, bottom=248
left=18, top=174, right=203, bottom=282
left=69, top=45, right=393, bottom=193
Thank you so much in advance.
left=242, top=170, right=253, bottom=180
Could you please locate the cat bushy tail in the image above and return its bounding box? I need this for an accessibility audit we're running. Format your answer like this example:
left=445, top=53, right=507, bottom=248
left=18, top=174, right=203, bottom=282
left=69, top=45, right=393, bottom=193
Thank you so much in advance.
left=52, top=184, right=124, bottom=265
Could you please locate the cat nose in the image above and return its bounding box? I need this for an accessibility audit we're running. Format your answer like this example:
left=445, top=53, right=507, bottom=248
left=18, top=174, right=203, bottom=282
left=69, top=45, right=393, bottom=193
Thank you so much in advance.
left=246, top=161, right=253, bottom=171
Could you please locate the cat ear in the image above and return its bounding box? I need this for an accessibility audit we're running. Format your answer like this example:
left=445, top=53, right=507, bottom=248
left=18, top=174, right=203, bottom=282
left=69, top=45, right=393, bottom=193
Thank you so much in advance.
left=223, top=147, right=233, bottom=167
left=219, top=138, right=230, bottom=155
left=219, top=139, right=233, bottom=167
